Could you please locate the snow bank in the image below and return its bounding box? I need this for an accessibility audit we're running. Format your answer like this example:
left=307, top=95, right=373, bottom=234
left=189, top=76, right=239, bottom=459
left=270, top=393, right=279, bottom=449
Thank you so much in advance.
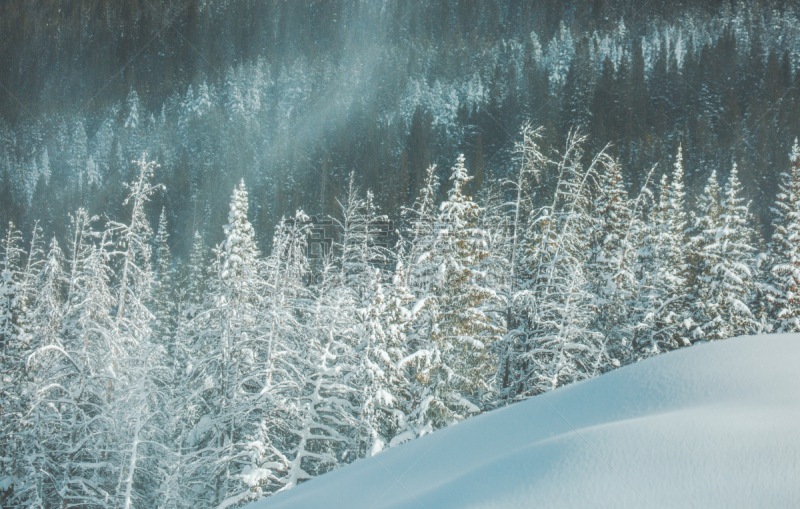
left=250, top=334, right=800, bottom=509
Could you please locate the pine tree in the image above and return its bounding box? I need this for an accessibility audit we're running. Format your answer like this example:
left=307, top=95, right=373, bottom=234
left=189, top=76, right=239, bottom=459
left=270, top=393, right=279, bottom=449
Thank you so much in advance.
left=330, top=178, right=406, bottom=459
left=256, top=210, right=343, bottom=494
left=368, top=257, right=416, bottom=451
left=56, top=219, right=118, bottom=508
left=0, top=223, right=24, bottom=351
left=183, top=179, right=284, bottom=507
left=110, top=155, right=162, bottom=330
left=10, top=237, right=72, bottom=508
left=688, top=166, right=759, bottom=341
left=589, top=156, right=639, bottom=364
left=16, top=222, right=44, bottom=330
left=406, top=154, right=501, bottom=430
left=0, top=222, right=26, bottom=503
left=497, top=124, right=547, bottom=395
left=153, top=207, right=176, bottom=351
left=636, top=145, right=691, bottom=357
left=765, top=139, right=800, bottom=332
left=512, top=130, right=607, bottom=398
left=402, top=163, right=440, bottom=297
left=186, top=229, right=207, bottom=313
left=337, top=174, right=392, bottom=296
left=111, top=157, right=170, bottom=509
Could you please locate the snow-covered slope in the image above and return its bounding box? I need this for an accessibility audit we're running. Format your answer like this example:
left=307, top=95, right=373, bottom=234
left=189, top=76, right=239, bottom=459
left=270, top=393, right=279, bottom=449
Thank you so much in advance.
left=250, top=334, right=800, bottom=509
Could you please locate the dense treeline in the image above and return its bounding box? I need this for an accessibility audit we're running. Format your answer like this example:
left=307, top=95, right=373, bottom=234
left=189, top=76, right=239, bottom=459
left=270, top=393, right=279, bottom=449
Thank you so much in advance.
left=0, top=0, right=744, bottom=114
left=2, top=124, right=799, bottom=507
left=1, top=0, right=799, bottom=257
left=2, top=2, right=800, bottom=504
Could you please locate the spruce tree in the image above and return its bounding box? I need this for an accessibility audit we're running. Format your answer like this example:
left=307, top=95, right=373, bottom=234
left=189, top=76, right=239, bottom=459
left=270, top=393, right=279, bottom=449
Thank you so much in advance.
left=153, top=207, right=175, bottom=349
left=589, top=156, right=638, bottom=364
left=107, top=155, right=168, bottom=509
left=407, top=154, right=501, bottom=430
left=765, top=139, right=800, bottom=332
left=0, top=223, right=26, bottom=503
left=688, top=167, right=759, bottom=341
left=512, top=131, right=606, bottom=398
left=183, top=179, right=282, bottom=506
left=637, top=146, right=690, bottom=356
left=11, top=238, right=70, bottom=508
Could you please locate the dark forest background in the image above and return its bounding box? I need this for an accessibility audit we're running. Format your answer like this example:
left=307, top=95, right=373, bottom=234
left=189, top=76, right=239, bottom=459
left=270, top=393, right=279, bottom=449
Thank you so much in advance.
left=1, top=0, right=799, bottom=254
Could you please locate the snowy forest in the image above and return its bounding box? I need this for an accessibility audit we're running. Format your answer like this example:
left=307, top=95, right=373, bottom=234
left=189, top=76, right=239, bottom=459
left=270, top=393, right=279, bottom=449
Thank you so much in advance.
left=1, top=0, right=800, bottom=508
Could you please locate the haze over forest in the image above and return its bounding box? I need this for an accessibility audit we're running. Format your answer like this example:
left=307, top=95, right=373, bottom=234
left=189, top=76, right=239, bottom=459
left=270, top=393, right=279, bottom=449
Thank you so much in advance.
left=1, top=0, right=799, bottom=250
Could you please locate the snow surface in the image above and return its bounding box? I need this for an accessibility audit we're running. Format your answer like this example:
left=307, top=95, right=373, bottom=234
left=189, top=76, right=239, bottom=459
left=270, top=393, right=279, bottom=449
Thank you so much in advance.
left=250, top=334, right=800, bottom=509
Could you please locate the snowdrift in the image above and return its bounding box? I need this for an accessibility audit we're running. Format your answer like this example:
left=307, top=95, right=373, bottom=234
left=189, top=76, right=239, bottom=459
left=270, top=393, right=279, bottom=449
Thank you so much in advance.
left=250, top=334, right=800, bottom=509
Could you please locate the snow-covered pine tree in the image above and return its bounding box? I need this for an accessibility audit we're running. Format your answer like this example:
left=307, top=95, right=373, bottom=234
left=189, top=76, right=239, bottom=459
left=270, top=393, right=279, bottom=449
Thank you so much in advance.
left=171, top=229, right=207, bottom=384
left=333, top=176, right=411, bottom=459
left=476, top=181, right=513, bottom=398
left=161, top=230, right=207, bottom=509
left=113, top=159, right=171, bottom=509
left=186, top=230, right=207, bottom=318
left=8, top=237, right=70, bottom=508
left=182, top=179, right=282, bottom=507
left=55, top=219, right=119, bottom=508
left=589, top=156, right=639, bottom=364
left=765, top=139, right=800, bottom=332
left=0, top=223, right=24, bottom=351
left=405, top=154, right=501, bottom=430
left=153, top=207, right=176, bottom=351
left=511, top=130, right=606, bottom=398
left=636, top=146, right=691, bottom=357
left=368, top=256, right=415, bottom=450
left=688, top=166, right=759, bottom=341
left=16, top=222, right=44, bottom=333
left=282, top=186, right=381, bottom=481
left=295, top=271, right=360, bottom=478
left=497, top=124, right=547, bottom=397
left=254, top=210, right=328, bottom=494
left=402, top=163, right=440, bottom=298
left=337, top=174, right=392, bottom=295
left=110, top=155, right=162, bottom=330
left=0, top=223, right=26, bottom=503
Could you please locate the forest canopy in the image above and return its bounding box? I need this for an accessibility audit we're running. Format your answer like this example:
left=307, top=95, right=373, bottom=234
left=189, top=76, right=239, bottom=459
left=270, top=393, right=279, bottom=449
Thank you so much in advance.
left=1, top=1, right=799, bottom=508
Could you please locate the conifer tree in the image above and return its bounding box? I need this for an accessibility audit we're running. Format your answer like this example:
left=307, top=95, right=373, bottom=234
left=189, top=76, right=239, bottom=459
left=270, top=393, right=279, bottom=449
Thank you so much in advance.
left=108, top=155, right=168, bottom=509
left=11, top=238, right=73, bottom=508
left=330, top=179, right=407, bottom=458
left=153, top=207, right=175, bottom=350
left=371, top=258, right=416, bottom=449
left=688, top=167, right=759, bottom=341
left=636, top=146, right=691, bottom=356
left=497, top=124, right=547, bottom=395
left=183, top=179, right=284, bottom=507
left=405, top=154, right=501, bottom=430
left=185, top=229, right=207, bottom=317
left=0, top=223, right=26, bottom=501
left=512, top=131, right=606, bottom=398
left=402, top=163, right=440, bottom=297
left=0, top=223, right=24, bottom=351
left=589, top=156, right=639, bottom=363
left=54, top=221, right=119, bottom=508
left=16, top=222, right=44, bottom=330
left=765, top=139, right=800, bottom=332
left=256, top=211, right=339, bottom=494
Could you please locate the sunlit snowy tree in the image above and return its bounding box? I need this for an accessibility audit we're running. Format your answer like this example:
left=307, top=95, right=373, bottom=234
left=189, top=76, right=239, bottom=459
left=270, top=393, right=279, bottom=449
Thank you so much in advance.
left=512, top=131, right=607, bottom=398
left=765, top=140, right=800, bottom=332
left=688, top=167, right=759, bottom=341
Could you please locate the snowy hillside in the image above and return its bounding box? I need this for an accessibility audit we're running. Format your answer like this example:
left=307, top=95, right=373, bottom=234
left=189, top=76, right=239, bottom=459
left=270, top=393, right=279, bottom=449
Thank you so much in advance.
left=250, top=334, right=800, bottom=509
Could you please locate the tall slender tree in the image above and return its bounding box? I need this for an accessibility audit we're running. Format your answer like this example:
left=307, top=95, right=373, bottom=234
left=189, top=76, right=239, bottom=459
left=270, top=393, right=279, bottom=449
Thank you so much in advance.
left=765, top=139, right=800, bottom=332
left=688, top=167, right=759, bottom=341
